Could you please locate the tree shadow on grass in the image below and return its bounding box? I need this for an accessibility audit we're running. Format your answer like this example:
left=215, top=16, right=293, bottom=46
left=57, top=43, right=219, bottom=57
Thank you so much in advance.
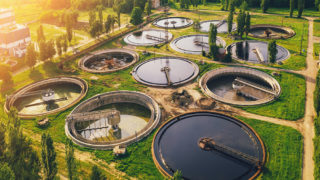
left=42, top=61, right=62, bottom=77
left=29, top=68, right=44, bottom=81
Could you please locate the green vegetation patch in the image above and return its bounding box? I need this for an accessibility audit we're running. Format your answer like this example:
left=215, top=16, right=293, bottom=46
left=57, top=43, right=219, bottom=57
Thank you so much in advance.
left=242, top=71, right=305, bottom=120
left=314, top=19, right=320, bottom=37
left=238, top=117, right=303, bottom=180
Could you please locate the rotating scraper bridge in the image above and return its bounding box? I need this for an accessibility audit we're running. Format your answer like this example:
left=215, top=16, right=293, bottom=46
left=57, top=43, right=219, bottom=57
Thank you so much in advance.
left=65, top=91, right=161, bottom=150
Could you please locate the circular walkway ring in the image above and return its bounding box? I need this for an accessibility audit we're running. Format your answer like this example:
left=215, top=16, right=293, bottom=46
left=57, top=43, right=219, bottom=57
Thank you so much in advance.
left=132, top=56, right=199, bottom=87
left=65, top=90, right=161, bottom=150
left=199, top=67, right=281, bottom=106
left=249, top=24, right=296, bottom=39
left=199, top=20, right=237, bottom=33
left=4, top=77, right=88, bottom=119
left=152, top=111, right=266, bottom=180
left=78, top=49, right=139, bottom=74
left=153, top=17, right=193, bottom=29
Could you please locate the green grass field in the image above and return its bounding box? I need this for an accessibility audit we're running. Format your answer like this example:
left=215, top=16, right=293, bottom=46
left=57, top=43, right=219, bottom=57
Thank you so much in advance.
left=315, top=43, right=320, bottom=60
left=242, top=71, right=306, bottom=120
left=314, top=19, right=320, bottom=37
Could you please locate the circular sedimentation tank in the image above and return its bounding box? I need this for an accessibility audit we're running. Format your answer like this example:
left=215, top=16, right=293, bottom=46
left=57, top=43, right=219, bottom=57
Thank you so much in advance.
left=228, top=40, right=290, bottom=64
left=79, top=49, right=139, bottom=73
left=152, top=111, right=265, bottom=180
left=124, top=29, right=173, bottom=46
left=65, top=91, right=161, bottom=150
left=5, top=77, right=88, bottom=119
left=199, top=67, right=281, bottom=106
left=132, top=57, right=199, bottom=87
left=200, top=20, right=237, bottom=33
left=153, top=17, right=193, bottom=29
left=249, top=24, right=295, bottom=39
left=170, top=34, right=226, bottom=55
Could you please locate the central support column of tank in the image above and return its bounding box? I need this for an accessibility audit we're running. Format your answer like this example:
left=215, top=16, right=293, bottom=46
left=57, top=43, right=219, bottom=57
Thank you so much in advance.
left=160, top=59, right=172, bottom=86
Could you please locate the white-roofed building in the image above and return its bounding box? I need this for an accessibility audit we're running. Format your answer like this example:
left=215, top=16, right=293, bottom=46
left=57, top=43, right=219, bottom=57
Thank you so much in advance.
left=0, top=9, right=31, bottom=57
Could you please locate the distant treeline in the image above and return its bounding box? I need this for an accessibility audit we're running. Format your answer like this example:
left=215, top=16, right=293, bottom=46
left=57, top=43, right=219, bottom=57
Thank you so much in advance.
left=206, top=0, right=316, bottom=8
left=39, top=0, right=147, bottom=13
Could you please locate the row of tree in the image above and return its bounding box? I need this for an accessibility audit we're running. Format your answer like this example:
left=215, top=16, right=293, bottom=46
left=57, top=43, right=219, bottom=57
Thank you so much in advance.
left=222, top=0, right=307, bottom=17
left=0, top=109, right=107, bottom=179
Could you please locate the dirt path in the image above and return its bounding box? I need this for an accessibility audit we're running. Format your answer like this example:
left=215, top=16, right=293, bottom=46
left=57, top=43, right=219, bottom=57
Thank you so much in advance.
left=301, top=17, right=317, bottom=180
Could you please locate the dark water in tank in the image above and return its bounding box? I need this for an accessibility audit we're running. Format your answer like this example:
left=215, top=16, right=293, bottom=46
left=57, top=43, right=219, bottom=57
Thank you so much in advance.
left=134, top=57, right=197, bottom=86
left=153, top=112, right=264, bottom=180
left=206, top=75, right=271, bottom=101
left=229, top=41, right=288, bottom=63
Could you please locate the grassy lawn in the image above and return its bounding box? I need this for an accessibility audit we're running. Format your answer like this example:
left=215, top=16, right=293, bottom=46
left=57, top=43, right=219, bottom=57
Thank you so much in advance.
left=28, top=22, right=83, bottom=46
left=93, top=116, right=303, bottom=180
left=314, top=19, right=320, bottom=37
left=78, top=8, right=131, bottom=25
left=315, top=43, right=320, bottom=60
left=241, top=71, right=305, bottom=120
left=238, top=117, right=303, bottom=180
left=13, top=3, right=44, bottom=23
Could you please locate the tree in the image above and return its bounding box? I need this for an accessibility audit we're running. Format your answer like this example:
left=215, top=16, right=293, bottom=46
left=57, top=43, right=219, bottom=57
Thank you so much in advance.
left=290, top=0, right=295, bottom=17
left=240, top=0, right=248, bottom=10
left=229, top=0, right=235, bottom=12
left=130, top=7, right=143, bottom=25
left=223, top=47, right=232, bottom=63
left=37, top=25, right=46, bottom=43
left=268, top=40, right=278, bottom=63
left=66, top=15, right=73, bottom=43
left=0, top=123, right=6, bottom=160
left=62, top=35, right=68, bottom=53
left=145, top=0, right=152, bottom=16
left=193, top=19, right=200, bottom=32
left=260, top=0, right=269, bottom=13
left=25, top=43, right=37, bottom=69
left=244, top=12, right=251, bottom=38
left=209, top=24, right=218, bottom=59
left=227, top=10, right=233, bottom=34
left=316, top=0, right=320, bottom=11
left=89, top=20, right=103, bottom=38
left=236, top=10, right=246, bottom=39
left=47, top=40, right=56, bottom=60
left=89, top=10, right=96, bottom=26
left=113, top=3, right=121, bottom=29
left=65, top=138, right=77, bottom=180
left=90, top=165, right=106, bottom=180
left=56, top=36, right=62, bottom=56
left=298, top=0, right=304, bottom=18
left=41, top=133, right=58, bottom=180
left=0, top=163, right=15, bottom=180
left=0, top=64, right=13, bottom=85
left=104, top=15, right=112, bottom=34
left=97, top=5, right=104, bottom=24
left=39, top=40, right=47, bottom=61
left=6, top=109, right=41, bottom=180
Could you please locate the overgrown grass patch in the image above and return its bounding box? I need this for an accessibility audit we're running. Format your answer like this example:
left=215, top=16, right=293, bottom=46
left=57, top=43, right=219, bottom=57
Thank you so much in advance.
left=241, top=71, right=305, bottom=120
left=238, top=117, right=303, bottom=180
